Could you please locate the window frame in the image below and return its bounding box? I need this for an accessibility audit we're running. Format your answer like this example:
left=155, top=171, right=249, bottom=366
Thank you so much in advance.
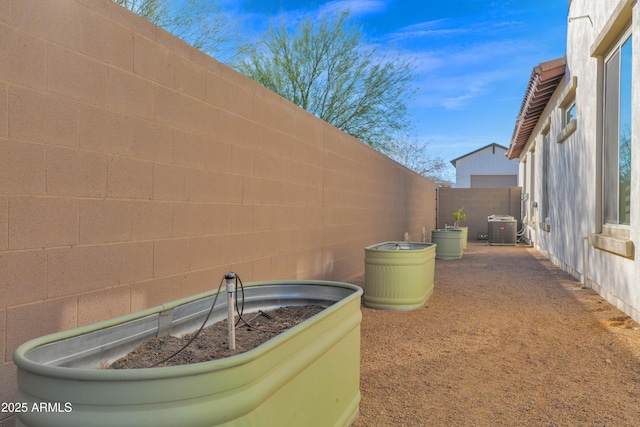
left=564, top=101, right=576, bottom=127
left=602, top=30, right=632, bottom=228
left=557, top=76, right=577, bottom=144
left=540, top=129, right=551, bottom=232
left=589, top=17, right=634, bottom=259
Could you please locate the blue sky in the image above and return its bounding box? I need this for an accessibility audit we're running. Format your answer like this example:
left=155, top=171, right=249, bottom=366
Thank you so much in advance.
left=216, top=0, right=568, bottom=178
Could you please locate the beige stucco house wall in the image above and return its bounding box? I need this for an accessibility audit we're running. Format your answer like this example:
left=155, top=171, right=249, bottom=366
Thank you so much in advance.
left=509, top=0, right=639, bottom=323
left=0, top=0, right=437, bottom=420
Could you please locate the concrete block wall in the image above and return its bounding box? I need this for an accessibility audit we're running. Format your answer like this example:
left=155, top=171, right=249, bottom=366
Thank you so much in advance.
left=0, top=0, right=437, bottom=417
left=437, top=187, right=522, bottom=242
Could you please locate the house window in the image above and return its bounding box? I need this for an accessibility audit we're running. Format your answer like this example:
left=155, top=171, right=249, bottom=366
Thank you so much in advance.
left=530, top=146, right=536, bottom=215
left=557, top=76, right=577, bottom=144
left=564, top=101, right=576, bottom=127
left=588, top=0, right=633, bottom=258
left=603, top=32, right=632, bottom=226
left=541, top=130, right=551, bottom=231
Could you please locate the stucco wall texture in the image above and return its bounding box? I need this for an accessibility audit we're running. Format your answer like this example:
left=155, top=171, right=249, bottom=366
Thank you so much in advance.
left=0, top=0, right=437, bottom=416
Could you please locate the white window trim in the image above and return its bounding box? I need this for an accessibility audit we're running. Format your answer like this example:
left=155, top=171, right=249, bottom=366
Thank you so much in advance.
left=564, top=102, right=576, bottom=126
left=590, top=0, right=633, bottom=57
left=590, top=225, right=634, bottom=258
left=557, top=76, right=577, bottom=144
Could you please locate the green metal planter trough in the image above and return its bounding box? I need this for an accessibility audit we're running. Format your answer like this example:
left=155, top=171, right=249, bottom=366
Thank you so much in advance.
left=449, top=226, right=468, bottom=249
left=431, top=229, right=464, bottom=260
left=13, top=280, right=363, bottom=427
left=364, top=242, right=437, bottom=310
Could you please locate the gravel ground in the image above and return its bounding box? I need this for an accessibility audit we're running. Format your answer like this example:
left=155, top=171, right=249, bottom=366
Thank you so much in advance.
left=352, top=242, right=640, bottom=426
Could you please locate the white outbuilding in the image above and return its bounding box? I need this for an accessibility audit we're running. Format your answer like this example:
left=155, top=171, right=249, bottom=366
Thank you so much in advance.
left=450, top=143, right=519, bottom=188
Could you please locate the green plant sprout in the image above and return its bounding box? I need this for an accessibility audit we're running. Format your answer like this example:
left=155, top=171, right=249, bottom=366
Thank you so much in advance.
left=453, top=208, right=466, bottom=227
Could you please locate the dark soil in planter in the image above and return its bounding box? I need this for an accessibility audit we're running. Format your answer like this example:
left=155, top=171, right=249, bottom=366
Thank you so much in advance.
left=109, top=305, right=324, bottom=369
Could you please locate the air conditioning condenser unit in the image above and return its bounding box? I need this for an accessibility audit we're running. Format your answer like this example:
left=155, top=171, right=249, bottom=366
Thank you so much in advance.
left=488, top=215, right=517, bottom=246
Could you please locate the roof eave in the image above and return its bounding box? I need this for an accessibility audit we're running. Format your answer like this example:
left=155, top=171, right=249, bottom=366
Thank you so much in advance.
left=451, top=142, right=510, bottom=167
left=507, top=57, right=567, bottom=160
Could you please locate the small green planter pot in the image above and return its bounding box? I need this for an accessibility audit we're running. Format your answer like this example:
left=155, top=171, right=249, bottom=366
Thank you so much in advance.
left=364, top=242, right=436, bottom=310
left=449, top=226, right=468, bottom=248
left=13, top=281, right=363, bottom=427
left=432, top=229, right=464, bottom=260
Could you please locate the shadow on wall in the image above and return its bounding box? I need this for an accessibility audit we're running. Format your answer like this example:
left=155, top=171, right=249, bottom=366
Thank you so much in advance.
left=547, top=115, right=593, bottom=277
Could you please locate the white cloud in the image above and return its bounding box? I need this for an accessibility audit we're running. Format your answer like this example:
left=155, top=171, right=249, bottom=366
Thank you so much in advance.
left=386, top=17, right=523, bottom=44
left=317, top=0, right=388, bottom=17
left=387, top=19, right=472, bottom=41
left=414, top=63, right=518, bottom=110
left=236, top=0, right=387, bottom=34
left=403, top=32, right=536, bottom=110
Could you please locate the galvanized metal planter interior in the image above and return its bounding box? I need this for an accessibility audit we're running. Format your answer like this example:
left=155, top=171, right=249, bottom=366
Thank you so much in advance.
left=13, top=281, right=363, bottom=427
left=364, top=241, right=436, bottom=310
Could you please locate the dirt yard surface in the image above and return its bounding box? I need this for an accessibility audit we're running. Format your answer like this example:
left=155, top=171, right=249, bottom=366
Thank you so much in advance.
left=352, top=243, right=640, bottom=426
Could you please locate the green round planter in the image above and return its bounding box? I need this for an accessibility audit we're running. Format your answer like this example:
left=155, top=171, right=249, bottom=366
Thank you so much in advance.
left=13, top=281, right=363, bottom=427
left=364, top=242, right=436, bottom=310
left=449, top=226, right=468, bottom=248
left=431, top=229, right=464, bottom=260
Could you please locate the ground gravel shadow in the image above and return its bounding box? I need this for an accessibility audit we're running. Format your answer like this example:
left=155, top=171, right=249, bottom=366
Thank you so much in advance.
left=353, top=242, right=640, bottom=426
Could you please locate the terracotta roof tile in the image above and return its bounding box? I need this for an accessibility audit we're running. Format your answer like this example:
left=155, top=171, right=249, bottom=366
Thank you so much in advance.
left=507, top=57, right=566, bottom=160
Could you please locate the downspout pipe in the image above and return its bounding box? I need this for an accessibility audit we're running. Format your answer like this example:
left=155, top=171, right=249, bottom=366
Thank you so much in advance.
left=582, top=237, right=591, bottom=289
